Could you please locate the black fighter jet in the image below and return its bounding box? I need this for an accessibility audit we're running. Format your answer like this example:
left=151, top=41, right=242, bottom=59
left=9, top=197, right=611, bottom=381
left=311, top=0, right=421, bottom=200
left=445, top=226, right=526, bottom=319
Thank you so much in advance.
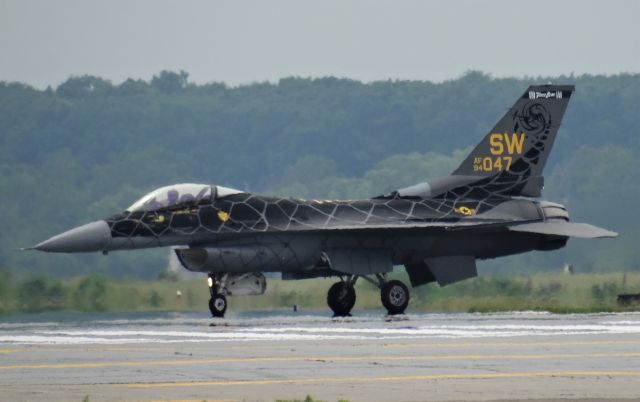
left=31, top=85, right=617, bottom=317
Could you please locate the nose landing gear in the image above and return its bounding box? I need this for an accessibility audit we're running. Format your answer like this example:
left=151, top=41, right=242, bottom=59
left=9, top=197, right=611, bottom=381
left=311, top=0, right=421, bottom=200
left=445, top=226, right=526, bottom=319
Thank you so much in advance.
left=208, top=273, right=227, bottom=318
left=209, top=293, right=227, bottom=317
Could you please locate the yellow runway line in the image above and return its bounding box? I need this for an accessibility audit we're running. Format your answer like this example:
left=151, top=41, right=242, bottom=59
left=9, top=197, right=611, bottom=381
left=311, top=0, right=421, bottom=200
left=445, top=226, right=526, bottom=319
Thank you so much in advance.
left=18, top=339, right=640, bottom=355
left=383, top=339, right=640, bottom=348
left=144, top=400, right=235, bottom=402
left=117, top=370, right=640, bottom=388
left=2, top=351, right=639, bottom=370
left=0, top=348, right=23, bottom=354
left=24, top=343, right=311, bottom=354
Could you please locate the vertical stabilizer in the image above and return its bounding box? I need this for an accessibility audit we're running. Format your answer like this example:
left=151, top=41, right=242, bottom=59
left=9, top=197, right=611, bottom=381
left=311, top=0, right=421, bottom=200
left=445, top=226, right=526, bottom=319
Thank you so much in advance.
left=451, top=85, right=574, bottom=197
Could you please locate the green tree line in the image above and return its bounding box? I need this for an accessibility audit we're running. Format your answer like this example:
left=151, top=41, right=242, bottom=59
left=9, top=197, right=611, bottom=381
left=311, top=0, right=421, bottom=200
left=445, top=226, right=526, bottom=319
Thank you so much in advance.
left=0, top=71, right=638, bottom=279
left=1, top=268, right=639, bottom=314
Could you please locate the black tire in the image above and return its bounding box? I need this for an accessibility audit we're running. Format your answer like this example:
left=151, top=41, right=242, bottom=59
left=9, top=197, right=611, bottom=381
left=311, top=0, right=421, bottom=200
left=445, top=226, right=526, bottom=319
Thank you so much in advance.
left=327, top=282, right=356, bottom=317
left=381, top=280, right=409, bottom=315
left=209, top=294, right=227, bottom=317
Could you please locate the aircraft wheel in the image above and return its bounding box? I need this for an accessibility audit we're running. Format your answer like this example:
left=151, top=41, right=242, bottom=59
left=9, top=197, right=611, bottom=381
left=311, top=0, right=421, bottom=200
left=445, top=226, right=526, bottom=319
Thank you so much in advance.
left=327, top=282, right=356, bottom=317
left=209, top=294, right=227, bottom=318
left=381, top=280, right=409, bottom=315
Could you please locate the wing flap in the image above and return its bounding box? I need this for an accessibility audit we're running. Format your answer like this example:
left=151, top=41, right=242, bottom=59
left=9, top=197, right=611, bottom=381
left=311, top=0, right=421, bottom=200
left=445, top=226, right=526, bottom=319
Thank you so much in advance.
left=509, top=221, right=618, bottom=238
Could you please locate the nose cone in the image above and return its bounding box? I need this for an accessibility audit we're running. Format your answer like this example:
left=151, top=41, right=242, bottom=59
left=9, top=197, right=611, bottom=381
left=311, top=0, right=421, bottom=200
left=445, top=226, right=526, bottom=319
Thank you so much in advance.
left=33, top=220, right=111, bottom=253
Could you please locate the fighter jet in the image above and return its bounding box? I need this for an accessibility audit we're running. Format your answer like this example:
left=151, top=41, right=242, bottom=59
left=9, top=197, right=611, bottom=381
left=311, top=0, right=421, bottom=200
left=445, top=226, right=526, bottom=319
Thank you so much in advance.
left=31, top=85, right=617, bottom=317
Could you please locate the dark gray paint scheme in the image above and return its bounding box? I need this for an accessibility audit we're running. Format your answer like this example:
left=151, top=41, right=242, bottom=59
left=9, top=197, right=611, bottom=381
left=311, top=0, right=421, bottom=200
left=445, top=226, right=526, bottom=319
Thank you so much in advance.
left=31, top=85, right=617, bottom=314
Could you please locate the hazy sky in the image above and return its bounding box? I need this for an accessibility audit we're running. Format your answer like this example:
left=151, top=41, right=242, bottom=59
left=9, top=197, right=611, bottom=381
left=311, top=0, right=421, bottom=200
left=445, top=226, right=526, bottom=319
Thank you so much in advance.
left=2, top=0, right=639, bottom=88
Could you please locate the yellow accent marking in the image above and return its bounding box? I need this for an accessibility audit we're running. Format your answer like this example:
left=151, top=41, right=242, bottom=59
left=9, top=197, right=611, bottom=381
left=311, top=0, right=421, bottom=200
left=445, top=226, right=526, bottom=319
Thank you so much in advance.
left=482, top=157, right=492, bottom=171
left=3, top=352, right=640, bottom=370
left=489, top=132, right=526, bottom=156
left=504, top=132, right=526, bottom=154
left=118, top=370, right=640, bottom=388
left=504, top=155, right=513, bottom=170
left=217, top=211, right=229, bottom=222
left=482, top=132, right=526, bottom=172
left=455, top=206, right=475, bottom=216
left=489, top=133, right=504, bottom=155
left=493, top=156, right=503, bottom=170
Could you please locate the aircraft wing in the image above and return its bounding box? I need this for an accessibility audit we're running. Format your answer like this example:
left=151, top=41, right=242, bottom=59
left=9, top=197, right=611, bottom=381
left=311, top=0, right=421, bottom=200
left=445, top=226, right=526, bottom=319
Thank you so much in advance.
left=299, top=219, right=529, bottom=232
left=508, top=221, right=618, bottom=238
left=298, top=219, right=617, bottom=239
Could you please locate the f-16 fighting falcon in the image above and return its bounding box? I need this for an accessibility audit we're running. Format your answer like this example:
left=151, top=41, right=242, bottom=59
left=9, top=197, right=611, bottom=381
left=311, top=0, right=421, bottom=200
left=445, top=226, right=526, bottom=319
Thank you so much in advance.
left=30, top=85, right=617, bottom=317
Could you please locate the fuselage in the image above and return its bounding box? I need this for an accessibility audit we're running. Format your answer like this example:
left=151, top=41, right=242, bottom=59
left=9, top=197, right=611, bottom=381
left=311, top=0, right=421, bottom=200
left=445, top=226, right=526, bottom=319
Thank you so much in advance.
left=99, top=187, right=563, bottom=273
left=31, top=183, right=569, bottom=275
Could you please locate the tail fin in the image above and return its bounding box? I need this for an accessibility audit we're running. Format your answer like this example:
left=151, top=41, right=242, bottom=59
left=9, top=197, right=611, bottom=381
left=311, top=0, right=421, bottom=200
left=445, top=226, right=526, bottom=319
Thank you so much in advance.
left=452, top=85, right=574, bottom=197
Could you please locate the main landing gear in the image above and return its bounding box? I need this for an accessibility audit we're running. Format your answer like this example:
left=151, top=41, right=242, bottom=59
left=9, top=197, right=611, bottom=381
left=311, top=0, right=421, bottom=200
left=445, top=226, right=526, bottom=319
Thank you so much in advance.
left=206, top=271, right=409, bottom=318
left=380, top=279, right=410, bottom=315
left=327, top=278, right=357, bottom=317
left=327, top=274, right=410, bottom=317
left=207, top=272, right=227, bottom=318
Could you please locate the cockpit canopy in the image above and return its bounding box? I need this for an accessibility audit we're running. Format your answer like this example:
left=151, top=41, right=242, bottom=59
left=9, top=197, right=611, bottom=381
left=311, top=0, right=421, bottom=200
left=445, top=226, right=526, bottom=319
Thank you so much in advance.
left=126, top=183, right=242, bottom=212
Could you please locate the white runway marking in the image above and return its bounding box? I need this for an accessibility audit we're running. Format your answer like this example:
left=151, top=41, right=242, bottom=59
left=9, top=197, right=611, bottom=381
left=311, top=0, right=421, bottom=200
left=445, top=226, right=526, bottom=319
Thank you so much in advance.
left=2, top=312, right=640, bottom=345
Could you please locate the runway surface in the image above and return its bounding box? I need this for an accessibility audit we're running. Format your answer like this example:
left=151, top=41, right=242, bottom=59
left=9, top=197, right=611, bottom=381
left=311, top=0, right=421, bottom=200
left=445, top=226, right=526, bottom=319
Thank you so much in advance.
left=2, top=310, right=640, bottom=401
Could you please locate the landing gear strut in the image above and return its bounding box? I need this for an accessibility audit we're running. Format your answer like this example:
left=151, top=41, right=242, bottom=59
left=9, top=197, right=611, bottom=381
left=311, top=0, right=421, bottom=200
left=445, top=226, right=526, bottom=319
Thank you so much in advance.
left=207, top=273, right=227, bottom=318
left=327, top=276, right=357, bottom=317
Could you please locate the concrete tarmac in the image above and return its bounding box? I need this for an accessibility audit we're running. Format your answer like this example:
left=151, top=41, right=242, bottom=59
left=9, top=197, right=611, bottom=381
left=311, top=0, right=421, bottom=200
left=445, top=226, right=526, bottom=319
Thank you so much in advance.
left=1, top=311, right=640, bottom=401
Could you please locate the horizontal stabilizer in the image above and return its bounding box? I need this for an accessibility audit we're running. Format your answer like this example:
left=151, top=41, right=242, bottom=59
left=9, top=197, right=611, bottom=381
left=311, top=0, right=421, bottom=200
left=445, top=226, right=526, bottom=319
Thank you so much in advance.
left=509, top=221, right=618, bottom=238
